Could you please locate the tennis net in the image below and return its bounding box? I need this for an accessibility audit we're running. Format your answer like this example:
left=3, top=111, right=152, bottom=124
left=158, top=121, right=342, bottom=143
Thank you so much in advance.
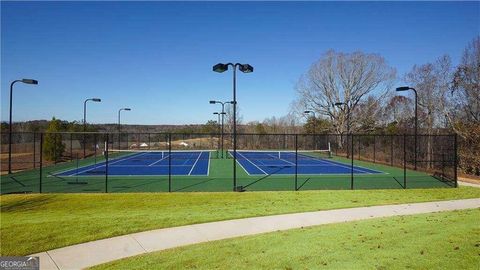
left=107, top=149, right=218, bottom=161
left=227, top=149, right=332, bottom=161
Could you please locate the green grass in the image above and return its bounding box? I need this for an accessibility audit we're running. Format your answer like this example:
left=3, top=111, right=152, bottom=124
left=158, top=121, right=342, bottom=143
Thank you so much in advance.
left=1, top=151, right=456, bottom=193
left=91, top=209, right=480, bottom=270
left=1, top=187, right=480, bottom=256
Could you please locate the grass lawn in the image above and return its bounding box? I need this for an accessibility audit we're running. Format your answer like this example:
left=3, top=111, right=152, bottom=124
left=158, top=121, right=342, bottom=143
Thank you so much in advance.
left=1, top=187, right=480, bottom=256
left=92, top=209, right=480, bottom=270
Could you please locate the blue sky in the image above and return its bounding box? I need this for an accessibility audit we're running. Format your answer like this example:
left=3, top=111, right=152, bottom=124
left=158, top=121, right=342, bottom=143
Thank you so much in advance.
left=1, top=1, right=479, bottom=125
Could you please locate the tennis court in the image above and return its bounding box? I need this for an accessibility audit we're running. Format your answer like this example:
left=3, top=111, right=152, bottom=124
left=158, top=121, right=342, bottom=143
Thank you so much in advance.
left=55, top=150, right=212, bottom=176
left=1, top=132, right=457, bottom=193
left=232, top=150, right=384, bottom=175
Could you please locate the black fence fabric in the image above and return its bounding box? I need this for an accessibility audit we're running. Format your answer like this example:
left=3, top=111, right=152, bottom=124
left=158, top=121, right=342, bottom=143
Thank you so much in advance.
left=1, top=132, right=457, bottom=194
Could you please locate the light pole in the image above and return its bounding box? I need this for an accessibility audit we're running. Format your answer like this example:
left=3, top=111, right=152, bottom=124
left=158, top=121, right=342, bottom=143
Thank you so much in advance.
left=118, top=108, right=131, bottom=131
left=335, top=102, right=351, bottom=158
left=210, top=100, right=233, bottom=158
left=83, top=98, right=101, bottom=158
left=396, top=86, right=418, bottom=170
left=213, top=112, right=221, bottom=132
left=8, top=79, right=38, bottom=174
left=213, top=63, right=253, bottom=191
left=118, top=108, right=131, bottom=150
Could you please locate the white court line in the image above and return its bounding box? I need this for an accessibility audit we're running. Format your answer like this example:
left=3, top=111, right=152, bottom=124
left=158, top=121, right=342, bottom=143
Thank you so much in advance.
left=295, top=153, right=376, bottom=174
left=148, top=154, right=169, bottom=166
left=188, top=152, right=203, bottom=175
left=206, top=152, right=211, bottom=176
left=234, top=155, right=253, bottom=176
left=236, top=151, right=268, bottom=175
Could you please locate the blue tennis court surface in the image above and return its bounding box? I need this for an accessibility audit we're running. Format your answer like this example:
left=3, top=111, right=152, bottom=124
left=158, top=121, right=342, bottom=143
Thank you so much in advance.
left=55, top=151, right=211, bottom=176
left=232, top=151, right=384, bottom=175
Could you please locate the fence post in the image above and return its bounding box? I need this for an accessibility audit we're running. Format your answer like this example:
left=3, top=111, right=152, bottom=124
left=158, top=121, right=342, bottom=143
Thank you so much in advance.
left=403, top=134, right=406, bottom=189
left=54, top=133, right=57, bottom=164
left=105, top=133, right=109, bottom=193
left=441, top=153, right=445, bottom=181
left=83, top=133, right=86, bottom=159
left=295, top=134, right=298, bottom=191
left=70, top=133, right=73, bottom=160
left=454, top=134, right=458, bottom=188
left=94, top=133, right=98, bottom=159
left=33, top=132, right=36, bottom=169
left=39, top=133, right=43, bottom=193
left=351, top=134, right=354, bottom=190
left=358, top=136, right=361, bottom=160
left=168, top=133, right=172, bottom=192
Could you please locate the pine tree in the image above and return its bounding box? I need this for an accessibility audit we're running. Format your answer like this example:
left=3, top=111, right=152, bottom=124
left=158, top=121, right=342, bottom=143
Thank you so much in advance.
left=43, top=117, right=65, bottom=161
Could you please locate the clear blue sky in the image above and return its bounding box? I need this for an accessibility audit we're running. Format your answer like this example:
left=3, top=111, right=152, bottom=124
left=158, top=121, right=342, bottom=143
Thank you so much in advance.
left=1, top=1, right=479, bottom=125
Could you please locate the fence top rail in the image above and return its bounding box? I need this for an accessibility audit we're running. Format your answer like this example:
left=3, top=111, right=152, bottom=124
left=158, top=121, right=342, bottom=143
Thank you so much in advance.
left=2, top=131, right=457, bottom=137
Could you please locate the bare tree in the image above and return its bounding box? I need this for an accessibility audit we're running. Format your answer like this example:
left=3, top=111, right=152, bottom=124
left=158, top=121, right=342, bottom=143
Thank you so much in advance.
left=404, top=55, right=453, bottom=134
left=224, top=103, right=243, bottom=133
left=450, top=36, right=480, bottom=175
left=294, top=50, right=396, bottom=135
left=450, top=36, right=480, bottom=128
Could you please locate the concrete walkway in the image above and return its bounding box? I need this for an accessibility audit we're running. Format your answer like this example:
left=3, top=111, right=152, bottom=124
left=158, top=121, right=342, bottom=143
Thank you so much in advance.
left=31, top=198, right=480, bottom=270
left=459, top=180, right=480, bottom=188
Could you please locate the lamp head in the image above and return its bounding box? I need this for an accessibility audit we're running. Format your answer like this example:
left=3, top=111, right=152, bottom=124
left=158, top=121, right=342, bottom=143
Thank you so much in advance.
left=209, top=100, right=217, bottom=104
left=396, top=86, right=411, bottom=91
left=213, top=112, right=219, bottom=115
left=238, top=64, right=254, bottom=73
left=124, top=108, right=131, bottom=111
left=304, top=110, right=312, bottom=114
left=21, top=79, right=38, bottom=85
left=213, top=63, right=228, bottom=73
left=92, top=98, right=101, bottom=102
left=334, top=102, right=345, bottom=106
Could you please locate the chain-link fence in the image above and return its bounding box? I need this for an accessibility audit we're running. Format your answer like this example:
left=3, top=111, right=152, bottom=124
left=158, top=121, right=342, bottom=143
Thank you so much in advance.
left=1, top=132, right=457, bottom=194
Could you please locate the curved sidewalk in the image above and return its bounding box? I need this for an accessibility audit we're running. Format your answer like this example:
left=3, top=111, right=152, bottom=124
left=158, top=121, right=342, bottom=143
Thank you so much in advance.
left=31, top=198, right=480, bottom=270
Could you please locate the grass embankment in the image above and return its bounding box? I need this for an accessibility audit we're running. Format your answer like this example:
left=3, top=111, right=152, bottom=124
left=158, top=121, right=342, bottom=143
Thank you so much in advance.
left=92, top=209, right=480, bottom=270
left=1, top=187, right=480, bottom=255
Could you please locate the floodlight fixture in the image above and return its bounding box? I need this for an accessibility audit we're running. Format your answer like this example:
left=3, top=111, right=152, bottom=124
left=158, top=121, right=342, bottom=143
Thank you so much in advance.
left=396, top=86, right=411, bottom=91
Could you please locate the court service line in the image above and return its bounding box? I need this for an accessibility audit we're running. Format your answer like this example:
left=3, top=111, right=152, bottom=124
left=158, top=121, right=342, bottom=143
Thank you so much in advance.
left=148, top=155, right=169, bottom=166
left=236, top=152, right=268, bottom=175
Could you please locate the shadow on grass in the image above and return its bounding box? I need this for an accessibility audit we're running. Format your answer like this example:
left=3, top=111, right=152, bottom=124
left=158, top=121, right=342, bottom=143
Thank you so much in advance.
left=1, top=195, right=56, bottom=212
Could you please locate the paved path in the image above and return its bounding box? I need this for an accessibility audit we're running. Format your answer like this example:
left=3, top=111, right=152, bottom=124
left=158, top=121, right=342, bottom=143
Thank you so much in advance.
left=459, top=180, right=480, bottom=188
left=31, top=198, right=480, bottom=270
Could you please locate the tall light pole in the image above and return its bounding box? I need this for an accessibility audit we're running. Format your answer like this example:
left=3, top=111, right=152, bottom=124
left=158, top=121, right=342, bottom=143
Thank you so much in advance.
left=83, top=98, right=101, bottom=158
left=396, top=86, right=418, bottom=170
left=8, top=79, right=38, bottom=174
left=335, top=102, right=351, bottom=158
left=118, top=108, right=131, bottom=132
left=213, top=63, right=253, bottom=191
left=213, top=112, right=224, bottom=141
left=210, top=100, right=233, bottom=158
